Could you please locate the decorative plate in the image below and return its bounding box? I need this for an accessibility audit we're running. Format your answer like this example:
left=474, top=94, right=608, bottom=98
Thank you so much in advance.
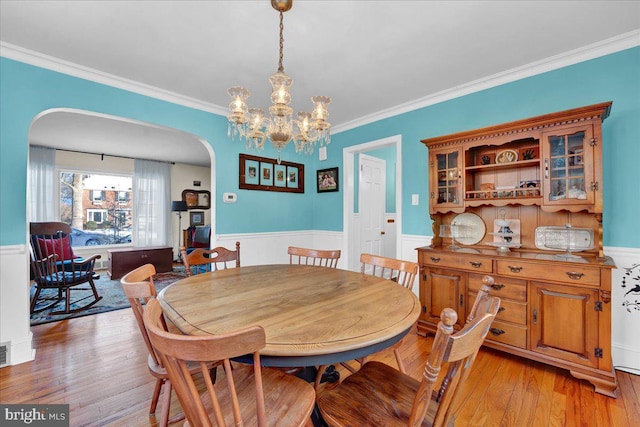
left=495, top=149, right=518, bottom=164
left=451, top=212, right=486, bottom=245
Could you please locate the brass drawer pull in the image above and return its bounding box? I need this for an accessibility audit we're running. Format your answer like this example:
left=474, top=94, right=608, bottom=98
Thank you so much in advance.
left=566, top=271, right=585, bottom=280
left=490, top=283, right=505, bottom=291
left=508, top=265, right=523, bottom=273
left=469, top=261, right=482, bottom=268
left=430, top=257, right=441, bottom=263
left=489, top=328, right=506, bottom=336
left=498, top=306, right=506, bottom=313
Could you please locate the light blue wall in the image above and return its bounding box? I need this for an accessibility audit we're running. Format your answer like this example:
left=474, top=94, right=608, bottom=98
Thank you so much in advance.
left=316, top=47, right=640, bottom=248
left=0, top=57, right=320, bottom=245
left=2, top=47, right=639, bottom=248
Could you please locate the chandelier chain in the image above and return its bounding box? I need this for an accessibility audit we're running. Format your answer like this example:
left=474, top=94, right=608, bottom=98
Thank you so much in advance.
left=278, top=11, right=284, bottom=72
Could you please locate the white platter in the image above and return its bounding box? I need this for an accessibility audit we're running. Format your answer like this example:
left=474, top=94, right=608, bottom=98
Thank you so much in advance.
left=451, top=212, right=486, bottom=245
left=535, top=226, right=594, bottom=252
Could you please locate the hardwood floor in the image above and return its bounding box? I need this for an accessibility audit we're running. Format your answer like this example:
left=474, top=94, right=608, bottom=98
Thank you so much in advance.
left=1, top=308, right=638, bottom=426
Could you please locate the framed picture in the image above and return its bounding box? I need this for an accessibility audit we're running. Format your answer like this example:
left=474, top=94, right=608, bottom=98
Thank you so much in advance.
left=190, top=211, right=204, bottom=226
left=182, top=189, right=211, bottom=209
left=260, top=162, right=273, bottom=186
left=239, top=154, right=304, bottom=193
left=287, top=166, right=298, bottom=188
left=317, top=167, right=339, bottom=193
left=274, top=164, right=287, bottom=187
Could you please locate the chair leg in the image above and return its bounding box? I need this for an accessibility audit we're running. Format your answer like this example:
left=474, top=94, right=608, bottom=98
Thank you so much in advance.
left=149, top=378, right=163, bottom=414
left=394, top=348, right=406, bottom=374
left=65, top=286, right=71, bottom=314
left=159, top=379, right=172, bottom=427
left=314, top=365, right=326, bottom=390
left=88, top=276, right=100, bottom=300
left=30, top=286, right=42, bottom=313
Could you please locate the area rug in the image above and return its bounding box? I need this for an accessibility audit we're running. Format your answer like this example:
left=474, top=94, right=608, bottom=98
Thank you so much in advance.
left=30, top=269, right=188, bottom=326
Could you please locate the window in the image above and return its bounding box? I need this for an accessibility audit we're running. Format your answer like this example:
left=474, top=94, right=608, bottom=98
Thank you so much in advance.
left=117, top=191, right=129, bottom=203
left=87, top=209, right=108, bottom=224
left=59, top=171, right=133, bottom=247
left=91, top=190, right=104, bottom=202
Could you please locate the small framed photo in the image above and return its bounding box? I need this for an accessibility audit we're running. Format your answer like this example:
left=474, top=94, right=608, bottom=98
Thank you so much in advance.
left=287, top=166, right=298, bottom=188
left=190, top=211, right=204, bottom=226
left=317, top=167, right=339, bottom=193
left=245, top=159, right=259, bottom=185
left=260, top=162, right=273, bottom=186
left=274, top=164, right=287, bottom=187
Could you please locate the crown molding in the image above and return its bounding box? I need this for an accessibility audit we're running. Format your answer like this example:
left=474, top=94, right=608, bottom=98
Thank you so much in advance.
left=0, top=41, right=228, bottom=116
left=332, top=29, right=640, bottom=134
left=2, top=29, right=639, bottom=132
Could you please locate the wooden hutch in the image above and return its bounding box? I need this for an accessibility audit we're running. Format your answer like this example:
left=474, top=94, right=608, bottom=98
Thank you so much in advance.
left=417, top=102, right=617, bottom=397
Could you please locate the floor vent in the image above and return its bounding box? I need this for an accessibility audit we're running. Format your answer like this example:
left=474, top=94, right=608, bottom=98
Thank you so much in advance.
left=0, top=342, right=9, bottom=367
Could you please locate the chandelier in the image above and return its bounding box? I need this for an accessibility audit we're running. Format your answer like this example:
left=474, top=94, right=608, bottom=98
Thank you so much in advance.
left=227, top=0, right=331, bottom=163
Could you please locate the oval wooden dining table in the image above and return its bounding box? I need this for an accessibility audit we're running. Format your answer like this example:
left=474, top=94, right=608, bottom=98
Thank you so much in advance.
left=157, top=264, right=421, bottom=368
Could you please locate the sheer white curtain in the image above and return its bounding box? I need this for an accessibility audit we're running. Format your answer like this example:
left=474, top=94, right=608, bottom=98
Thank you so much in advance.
left=134, top=159, right=172, bottom=246
left=28, top=145, right=56, bottom=222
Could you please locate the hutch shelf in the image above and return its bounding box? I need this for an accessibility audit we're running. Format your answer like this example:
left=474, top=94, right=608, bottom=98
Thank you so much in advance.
left=417, top=102, right=617, bottom=397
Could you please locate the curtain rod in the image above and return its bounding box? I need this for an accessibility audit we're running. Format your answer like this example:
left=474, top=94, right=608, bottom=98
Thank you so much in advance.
left=34, top=145, right=176, bottom=165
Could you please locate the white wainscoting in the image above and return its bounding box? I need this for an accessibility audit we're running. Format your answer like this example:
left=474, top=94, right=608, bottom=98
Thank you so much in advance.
left=3, top=237, right=635, bottom=372
left=0, top=244, right=36, bottom=366
left=214, top=230, right=346, bottom=269
left=606, top=246, right=640, bottom=375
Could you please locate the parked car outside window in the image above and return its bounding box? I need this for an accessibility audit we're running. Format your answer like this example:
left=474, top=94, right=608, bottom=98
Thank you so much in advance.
left=69, top=228, right=112, bottom=246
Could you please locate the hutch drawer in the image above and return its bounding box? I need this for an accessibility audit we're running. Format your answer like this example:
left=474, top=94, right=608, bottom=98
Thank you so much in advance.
left=421, top=251, right=492, bottom=273
left=495, top=260, right=600, bottom=287
left=469, top=291, right=527, bottom=325
left=487, top=320, right=527, bottom=349
left=468, top=273, right=526, bottom=301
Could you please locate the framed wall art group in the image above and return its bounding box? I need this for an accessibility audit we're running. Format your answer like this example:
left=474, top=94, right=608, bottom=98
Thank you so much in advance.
left=239, top=154, right=304, bottom=193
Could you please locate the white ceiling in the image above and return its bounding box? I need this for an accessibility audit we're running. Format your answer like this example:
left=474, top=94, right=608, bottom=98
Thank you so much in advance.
left=2, top=1, right=639, bottom=167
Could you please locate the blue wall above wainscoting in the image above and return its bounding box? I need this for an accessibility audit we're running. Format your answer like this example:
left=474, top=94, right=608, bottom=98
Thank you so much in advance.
left=1, top=46, right=639, bottom=248
left=316, top=46, right=640, bottom=248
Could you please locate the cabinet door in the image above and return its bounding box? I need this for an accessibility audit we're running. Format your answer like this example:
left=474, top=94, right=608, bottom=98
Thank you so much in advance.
left=429, top=148, right=464, bottom=212
left=530, top=281, right=599, bottom=368
left=541, top=123, right=596, bottom=207
left=421, top=268, right=465, bottom=328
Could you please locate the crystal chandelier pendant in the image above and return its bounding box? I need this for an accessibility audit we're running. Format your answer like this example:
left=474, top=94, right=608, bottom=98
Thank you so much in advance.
left=227, top=0, right=331, bottom=160
left=227, top=86, right=250, bottom=140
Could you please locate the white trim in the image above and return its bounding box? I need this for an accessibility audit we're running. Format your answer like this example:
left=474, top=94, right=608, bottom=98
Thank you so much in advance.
left=0, top=42, right=227, bottom=116
left=332, top=30, right=640, bottom=134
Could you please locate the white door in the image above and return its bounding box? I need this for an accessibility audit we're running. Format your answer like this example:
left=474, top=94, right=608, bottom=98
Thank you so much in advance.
left=359, top=154, right=386, bottom=259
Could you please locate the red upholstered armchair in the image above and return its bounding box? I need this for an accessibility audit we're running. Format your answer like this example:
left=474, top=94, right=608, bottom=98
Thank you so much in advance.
left=29, top=222, right=102, bottom=314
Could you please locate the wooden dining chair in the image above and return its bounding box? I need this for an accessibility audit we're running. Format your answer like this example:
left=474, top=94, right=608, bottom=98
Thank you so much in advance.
left=340, top=253, right=420, bottom=375
left=360, top=252, right=419, bottom=290
left=143, top=298, right=316, bottom=427
left=317, top=278, right=500, bottom=427
left=181, top=241, right=240, bottom=276
left=120, top=264, right=177, bottom=427
left=120, top=264, right=220, bottom=426
left=288, top=246, right=341, bottom=268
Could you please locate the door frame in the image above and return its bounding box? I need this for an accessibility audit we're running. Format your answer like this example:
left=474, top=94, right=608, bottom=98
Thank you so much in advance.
left=342, top=134, right=402, bottom=271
